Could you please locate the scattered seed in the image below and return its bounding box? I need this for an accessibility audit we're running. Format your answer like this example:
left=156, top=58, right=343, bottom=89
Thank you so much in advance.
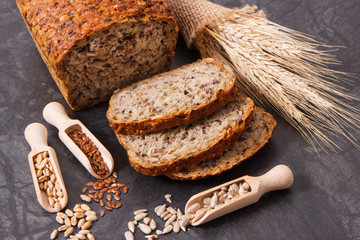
left=160, top=210, right=170, bottom=219
left=74, top=213, right=85, bottom=219
left=164, top=194, right=172, bottom=203
left=77, top=218, right=85, bottom=228
left=85, top=215, right=98, bottom=222
left=82, top=221, right=91, bottom=230
left=114, top=195, right=120, bottom=201
left=162, top=225, right=173, bottom=234
left=135, top=212, right=148, bottom=221
left=65, top=209, right=74, bottom=217
left=64, top=216, right=71, bottom=227
left=128, top=221, right=135, bottom=233
left=100, top=210, right=105, bottom=217
left=139, top=223, right=152, bottom=234
left=156, top=230, right=162, bottom=235
left=105, top=206, right=113, bottom=211
left=78, top=230, right=90, bottom=235
left=124, top=231, right=134, bottom=240
left=80, top=195, right=91, bottom=203
left=56, top=215, right=64, bottom=224
left=177, top=208, right=183, bottom=218
left=75, top=233, right=86, bottom=240
left=50, top=229, right=58, bottom=239
left=82, top=187, right=88, bottom=193
left=134, top=209, right=147, bottom=215
left=54, top=202, right=62, bottom=212
left=173, top=222, right=180, bottom=233
left=165, top=215, right=177, bottom=227
left=167, top=207, right=176, bottom=215
left=64, top=226, right=74, bottom=237
left=86, top=182, right=94, bottom=186
left=157, top=204, right=166, bottom=216
left=115, top=202, right=122, bottom=209
left=87, top=233, right=95, bottom=240
left=149, top=219, right=156, bottom=230
left=85, top=211, right=96, bottom=216
left=71, top=216, right=77, bottom=226
left=58, top=224, right=68, bottom=232
left=145, top=235, right=158, bottom=239
left=123, top=187, right=128, bottom=194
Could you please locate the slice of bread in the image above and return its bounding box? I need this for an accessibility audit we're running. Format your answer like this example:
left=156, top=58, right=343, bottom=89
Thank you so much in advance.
left=166, top=107, right=276, bottom=180
left=107, top=58, right=237, bottom=135
left=115, top=93, right=254, bottom=176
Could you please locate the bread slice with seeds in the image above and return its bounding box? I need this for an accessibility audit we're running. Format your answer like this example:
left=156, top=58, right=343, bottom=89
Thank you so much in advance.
left=166, top=107, right=276, bottom=180
left=107, top=58, right=237, bottom=135
left=115, top=93, right=254, bottom=176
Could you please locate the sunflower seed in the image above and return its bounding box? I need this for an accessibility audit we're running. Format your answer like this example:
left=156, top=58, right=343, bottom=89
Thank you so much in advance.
left=156, top=204, right=166, bottom=216
left=210, top=194, right=218, bottom=208
left=193, top=208, right=207, bottom=222
left=160, top=210, right=170, bottom=219
left=138, top=223, right=152, bottom=234
left=173, top=222, right=180, bottom=233
left=134, top=209, right=148, bottom=215
left=50, top=229, right=58, bottom=240
left=167, top=207, right=176, bottom=215
left=164, top=194, right=172, bottom=203
left=149, top=219, right=156, bottom=230
left=187, top=203, right=201, bottom=214
left=154, top=205, right=162, bottom=213
left=80, top=195, right=91, bottom=203
left=177, top=208, right=183, bottom=218
left=165, top=215, right=177, bottom=227
left=162, top=225, right=173, bottom=234
left=163, top=213, right=172, bottom=221
left=156, top=230, right=162, bottom=235
left=143, top=217, right=151, bottom=225
left=135, top=212, right=148, bottom=221
left=242, top=181, right=250, bottom=191
left=128, top=221, right=135, bottom=233
left=124, top=231, right=134, bottom=240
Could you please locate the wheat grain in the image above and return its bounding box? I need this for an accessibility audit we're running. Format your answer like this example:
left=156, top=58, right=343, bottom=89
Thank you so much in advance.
left=196, top=11, right=360, bottom=151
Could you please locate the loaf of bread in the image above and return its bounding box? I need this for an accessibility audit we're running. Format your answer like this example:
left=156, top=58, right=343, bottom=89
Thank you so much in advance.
left=107, top=58, right=237, bottom=135
left=166, top=107, right=276, bottom=180
left=16, top=0, right=178, bottom=110
left=115, top=94, right=254, bottom=176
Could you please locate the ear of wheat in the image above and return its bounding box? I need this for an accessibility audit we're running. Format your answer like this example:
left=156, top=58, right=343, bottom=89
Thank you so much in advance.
left=166, top=0, right=360, bottom=151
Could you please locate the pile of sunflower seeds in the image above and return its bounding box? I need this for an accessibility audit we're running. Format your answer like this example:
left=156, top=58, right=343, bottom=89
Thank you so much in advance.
left=33, top=151, right=64, bottom=211
left=187, top=180, right=251, bottom=223
left=51, top=203, right=97, bottom=240
left=124, top=195, right=191, bottom=240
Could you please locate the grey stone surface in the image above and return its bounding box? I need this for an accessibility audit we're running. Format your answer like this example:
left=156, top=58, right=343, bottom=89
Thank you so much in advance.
left=1, top=0, right=359, bottom=239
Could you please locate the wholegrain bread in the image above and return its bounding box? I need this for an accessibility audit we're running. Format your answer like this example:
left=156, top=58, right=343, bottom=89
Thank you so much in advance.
left=166, top=107, right=276, bottom=180
left=107, top=58, right=237, bottom=135
left=16, top=0, right=178, bottom=110
left=116, top=94, right=254, bottom=176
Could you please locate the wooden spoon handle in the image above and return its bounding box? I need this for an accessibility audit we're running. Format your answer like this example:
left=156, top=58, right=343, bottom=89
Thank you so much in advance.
left=24, top=123, right=48, bottom=151
left=257, top=164, right=294, bottom=195
left=43, top=102, right=72, bottom=130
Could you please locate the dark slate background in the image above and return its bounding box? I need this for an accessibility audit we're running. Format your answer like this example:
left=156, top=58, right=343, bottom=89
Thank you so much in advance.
left=1, top=0, right=359, bottom=239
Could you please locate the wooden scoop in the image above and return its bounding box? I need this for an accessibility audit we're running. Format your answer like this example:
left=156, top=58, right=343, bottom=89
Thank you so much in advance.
left=43, top=102, right=114, bottom=179
left=185, top=164, right=294, bottom=226
left=24, top=123, right=68, bottom=212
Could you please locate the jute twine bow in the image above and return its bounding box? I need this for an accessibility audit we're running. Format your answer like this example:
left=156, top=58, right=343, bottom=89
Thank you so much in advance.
left=166, top=0, right=265, bottom=48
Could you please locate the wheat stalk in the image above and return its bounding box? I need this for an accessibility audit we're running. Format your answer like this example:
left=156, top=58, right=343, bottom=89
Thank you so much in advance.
left=197, top=12, right=360, bottom=151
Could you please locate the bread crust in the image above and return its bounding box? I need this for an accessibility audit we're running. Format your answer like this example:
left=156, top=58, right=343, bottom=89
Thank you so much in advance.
left=107, top=58, right=237, bottom=135
left=115, top=94, right=254, bottom=176
left=16, top=0, right=178, bottom=110
left=166, top=107, right=277, bottom=180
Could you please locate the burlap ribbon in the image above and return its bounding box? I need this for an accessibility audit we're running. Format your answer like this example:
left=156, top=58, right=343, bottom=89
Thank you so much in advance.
left=166, top=0, right=265, bottom=48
